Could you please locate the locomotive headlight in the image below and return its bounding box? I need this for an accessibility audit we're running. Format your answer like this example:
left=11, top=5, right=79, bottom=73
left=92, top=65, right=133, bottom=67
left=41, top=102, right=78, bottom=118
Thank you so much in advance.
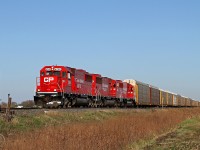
left=54, top=89, right=57, bottom=92
left=38, top=89, right=40, bottom=92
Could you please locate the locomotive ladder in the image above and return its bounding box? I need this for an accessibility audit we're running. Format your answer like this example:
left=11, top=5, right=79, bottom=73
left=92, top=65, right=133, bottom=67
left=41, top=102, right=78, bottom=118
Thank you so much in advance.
left=95, top=88, right=101, bottom=107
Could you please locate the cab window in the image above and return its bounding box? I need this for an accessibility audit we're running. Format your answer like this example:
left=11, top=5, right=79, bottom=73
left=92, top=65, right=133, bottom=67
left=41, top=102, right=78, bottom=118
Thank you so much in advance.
left=41, top=72, right=44, bottom=76
left=62, top=72, right=67, bottom=78
left=53, top=71, right=61, bottom=76
left=46, top=71, right=53, bottom=76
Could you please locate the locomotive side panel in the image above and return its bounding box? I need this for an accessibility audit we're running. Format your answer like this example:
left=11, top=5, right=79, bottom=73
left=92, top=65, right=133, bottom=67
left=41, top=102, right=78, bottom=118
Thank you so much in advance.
left=116, top=80, right=123, bottom=99
left=122, top=82, right=128, bottom=99
left=75, top=69, right=92, bottom=95
left=91, top=74, right=102, bottom=97
left=101, top=77, right=111, bottom=98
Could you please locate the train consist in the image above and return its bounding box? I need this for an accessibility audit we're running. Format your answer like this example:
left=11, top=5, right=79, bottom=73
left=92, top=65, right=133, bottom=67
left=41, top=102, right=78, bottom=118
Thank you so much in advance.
left=34, top=65, right=199, bottom=108
left=124, top=80, right=199, bottom=107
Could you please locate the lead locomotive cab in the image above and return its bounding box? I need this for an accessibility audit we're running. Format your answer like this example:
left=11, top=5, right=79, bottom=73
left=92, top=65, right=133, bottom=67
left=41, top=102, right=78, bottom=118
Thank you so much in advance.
left=34, top=66, right=69, bottom=107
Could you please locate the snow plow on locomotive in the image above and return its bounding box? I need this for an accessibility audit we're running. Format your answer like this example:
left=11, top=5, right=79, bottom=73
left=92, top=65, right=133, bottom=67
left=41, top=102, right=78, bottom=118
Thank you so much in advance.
left=34, top=66, right=135, bottom=108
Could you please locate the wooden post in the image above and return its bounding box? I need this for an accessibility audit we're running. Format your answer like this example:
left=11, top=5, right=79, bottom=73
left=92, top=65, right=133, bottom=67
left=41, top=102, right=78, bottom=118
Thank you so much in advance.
left=5, top=94, right=12, bottom=122
left=0, top=99, right=1, bottom=112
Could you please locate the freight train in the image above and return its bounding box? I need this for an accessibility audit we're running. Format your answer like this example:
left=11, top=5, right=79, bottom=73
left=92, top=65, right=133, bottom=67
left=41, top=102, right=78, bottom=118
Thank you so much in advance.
left=34, top=65, right=200, bottom=108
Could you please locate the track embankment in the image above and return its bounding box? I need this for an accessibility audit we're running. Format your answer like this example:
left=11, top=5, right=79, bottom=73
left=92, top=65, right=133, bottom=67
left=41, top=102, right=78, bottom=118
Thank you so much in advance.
left=1, top=108, right=200, bottom=150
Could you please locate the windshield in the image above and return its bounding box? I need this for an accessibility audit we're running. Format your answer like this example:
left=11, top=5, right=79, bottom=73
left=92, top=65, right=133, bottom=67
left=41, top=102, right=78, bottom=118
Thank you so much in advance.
left=54, top=71, right=61, bottom=76
left=46, top=71, right=61, bottom=76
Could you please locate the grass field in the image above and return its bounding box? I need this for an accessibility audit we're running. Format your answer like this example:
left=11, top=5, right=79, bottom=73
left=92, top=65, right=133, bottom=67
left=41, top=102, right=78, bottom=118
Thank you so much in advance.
left=141, top=116, right=200, bottom=150
left=1, top=108, right=200, bottom=150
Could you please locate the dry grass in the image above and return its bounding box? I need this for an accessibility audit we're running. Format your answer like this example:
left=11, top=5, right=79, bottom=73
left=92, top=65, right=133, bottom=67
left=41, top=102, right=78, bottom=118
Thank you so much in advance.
left=2, top=108, right=200, bottom=150
left=144, top=116, right=200, bottom=150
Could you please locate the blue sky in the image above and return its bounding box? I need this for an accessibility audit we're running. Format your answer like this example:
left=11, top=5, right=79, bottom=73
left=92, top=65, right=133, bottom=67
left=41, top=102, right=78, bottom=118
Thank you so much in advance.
left=0, top=0, right=200, bottom=102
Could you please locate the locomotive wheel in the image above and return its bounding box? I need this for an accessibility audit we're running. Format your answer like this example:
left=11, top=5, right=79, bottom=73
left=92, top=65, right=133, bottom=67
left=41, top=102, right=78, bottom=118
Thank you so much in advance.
left=57, top=105, right=63, bottom=109
left=98, top=102, right=103, bottom=108
left=99, top=100, right=104, bottom=107
left=71, top=99, right=76, bottom=106
left=66, top=101, right=72, bottom=108
left=35, top=99, right=46, bottom=108
left=88, top=99, right=93, bottom=107
left=114, top=101, right=118, bottom=108
left=63, top=102, right=69, bottom=109
left=93, top=102, right=98, bottom=108
left=63, top=99, right=69, bottom=108
left=42, top=102, right=47, bottom=109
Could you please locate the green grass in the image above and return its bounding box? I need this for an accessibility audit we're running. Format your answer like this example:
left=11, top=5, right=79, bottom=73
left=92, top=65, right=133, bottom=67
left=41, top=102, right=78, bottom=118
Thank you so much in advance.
left=139, top=117, right=200, bottom=150
left=0, top=110, right=119, bottom=135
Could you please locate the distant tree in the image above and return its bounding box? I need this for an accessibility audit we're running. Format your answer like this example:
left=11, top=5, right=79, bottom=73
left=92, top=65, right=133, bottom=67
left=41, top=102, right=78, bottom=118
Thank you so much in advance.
left=0, top=102, right=7, bottom=108
left=11, top=102, right=18, bottom=108
left=20, top=100, right=35, bottom=108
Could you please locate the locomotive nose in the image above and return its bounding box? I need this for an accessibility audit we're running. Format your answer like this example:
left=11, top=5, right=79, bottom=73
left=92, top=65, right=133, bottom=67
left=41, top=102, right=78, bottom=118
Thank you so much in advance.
left=41, top=76, right=59, bottom=92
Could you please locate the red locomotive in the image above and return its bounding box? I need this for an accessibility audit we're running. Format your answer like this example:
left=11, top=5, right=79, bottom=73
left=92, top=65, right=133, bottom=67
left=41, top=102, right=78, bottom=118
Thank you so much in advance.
left=34, top=65, right=135, bottom=108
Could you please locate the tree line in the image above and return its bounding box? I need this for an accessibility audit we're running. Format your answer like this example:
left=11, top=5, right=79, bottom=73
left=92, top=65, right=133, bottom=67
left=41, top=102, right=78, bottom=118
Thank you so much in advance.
left=0, top=100, right=35, bottom=108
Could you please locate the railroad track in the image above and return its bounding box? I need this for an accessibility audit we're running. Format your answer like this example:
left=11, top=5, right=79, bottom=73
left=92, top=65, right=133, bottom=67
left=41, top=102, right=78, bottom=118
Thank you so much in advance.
left=1, top=107, right=39, bottom=110
left=0, top=107, right=191, bottom=117
left=0, top=107, right=40, bottom=112
left=0, top=107, right=135, bottom=116
left=0, top=107, right=147, bottom=112
left=0, top=106, right=182, bottom=113
left=0, top=106, right=186, bottom=111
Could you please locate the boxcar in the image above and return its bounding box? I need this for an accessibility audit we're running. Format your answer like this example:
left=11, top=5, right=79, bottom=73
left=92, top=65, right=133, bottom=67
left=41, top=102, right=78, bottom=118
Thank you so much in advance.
left=149, top=85, right=160, bottom=106
left=180, top=96, right=186, bottom=106
left=185, top=97, right=190, bottom=107
left=177, top=95, right=182, bottom=107
left=193, top=101, right=199, bottom=107
left=173, top=94, right=178, bottom=106
left=160, top=90, right=168, bottom=106
left=167, top=92, right=173, bottom=106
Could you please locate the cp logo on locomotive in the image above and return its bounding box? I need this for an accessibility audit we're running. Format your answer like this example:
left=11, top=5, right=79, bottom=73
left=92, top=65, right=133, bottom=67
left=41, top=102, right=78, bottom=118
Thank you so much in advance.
left=44, top=77, right=54, bottom=82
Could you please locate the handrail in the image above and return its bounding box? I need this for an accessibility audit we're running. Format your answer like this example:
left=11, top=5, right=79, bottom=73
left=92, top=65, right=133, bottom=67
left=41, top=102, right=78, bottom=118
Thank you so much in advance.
left=36, top=77, right=40, bottom=86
